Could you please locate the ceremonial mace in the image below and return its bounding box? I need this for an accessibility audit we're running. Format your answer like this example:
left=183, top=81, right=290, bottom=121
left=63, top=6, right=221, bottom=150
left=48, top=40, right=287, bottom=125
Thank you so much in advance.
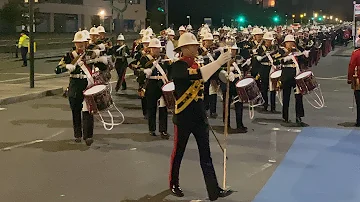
left=223, top=37, right=236, bottom=189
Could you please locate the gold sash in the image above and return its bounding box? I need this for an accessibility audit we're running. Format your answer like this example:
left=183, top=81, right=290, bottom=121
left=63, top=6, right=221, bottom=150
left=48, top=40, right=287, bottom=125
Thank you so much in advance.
left=175, top=80, right=204, bottom=114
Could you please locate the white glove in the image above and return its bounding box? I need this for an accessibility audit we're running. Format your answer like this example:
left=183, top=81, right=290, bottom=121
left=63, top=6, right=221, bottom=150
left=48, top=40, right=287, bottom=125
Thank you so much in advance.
left=303, top=50, right=310, bottom=58
left=228, top=72, right=235, bottom=82
left=215, top=51, right=232, bottom=66
left=252, top=49, right=257, bottom=54
left=93, top=49, right=101, bottom=57
left=95, top=56, right=109, bottom=65
left=256, top=56, right=263, bottom=61
left=144, top=68, right=152, bottom=78
left=245, top=58, right=252, bottom=66
left=97, top=44, right=106, bottom=51
left=65, top=64, right=76, bottom=72
left=283, top=56, right=293, bottom=62
left=230, top=66, right=235, bottom=72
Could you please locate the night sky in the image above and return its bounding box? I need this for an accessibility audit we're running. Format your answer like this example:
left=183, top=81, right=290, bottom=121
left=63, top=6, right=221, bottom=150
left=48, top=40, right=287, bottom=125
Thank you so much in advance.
left=147, top=0, right=354, bottom=27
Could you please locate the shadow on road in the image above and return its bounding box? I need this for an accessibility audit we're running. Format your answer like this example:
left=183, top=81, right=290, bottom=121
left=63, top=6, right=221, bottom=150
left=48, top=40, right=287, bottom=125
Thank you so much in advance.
left=120, top=190, right=186, bottom=202
left=95, top=132, right=162, bottom=143
left=31, top=103, right=71, bottom=111
left=11, top=119, right=73, bottom=128
left=252, top=118, right=284, bottom=125
left=338, top=122, right=357, bottom=128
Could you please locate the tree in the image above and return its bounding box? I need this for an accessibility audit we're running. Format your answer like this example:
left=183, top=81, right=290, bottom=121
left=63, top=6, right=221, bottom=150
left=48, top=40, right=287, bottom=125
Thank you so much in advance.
left=0, top=0, right=24, bottom=33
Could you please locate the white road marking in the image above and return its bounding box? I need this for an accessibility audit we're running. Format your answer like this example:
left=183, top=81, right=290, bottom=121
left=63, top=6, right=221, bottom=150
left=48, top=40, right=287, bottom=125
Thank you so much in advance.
left=0, top=108, right=6, bottom=111
left=0, top=77, right=33, bottom=83
left=1, top=140, right=44, bottom=151
left=272, top=127, right=301, bottom=133
left=43, top=130, right=65, bottom=140
left=1, top=130, right=64, bottom=151
left=316, top=77, right=347, bottom=81
left=246, top=163, right=273, bottom=178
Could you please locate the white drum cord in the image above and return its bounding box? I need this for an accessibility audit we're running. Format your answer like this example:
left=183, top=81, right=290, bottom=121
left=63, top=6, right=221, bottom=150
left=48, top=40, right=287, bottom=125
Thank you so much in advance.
left=304, top=85, right=325, bottom=109
left=96, top=103, right=125, bottom=131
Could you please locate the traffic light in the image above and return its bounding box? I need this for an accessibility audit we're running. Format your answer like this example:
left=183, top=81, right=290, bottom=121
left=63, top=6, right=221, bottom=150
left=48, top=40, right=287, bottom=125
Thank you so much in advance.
left=157, top=7, right=164, bottom=12
left=273, top=15, right=280, bottom=23
left=237, top=15, right=245, bottom=23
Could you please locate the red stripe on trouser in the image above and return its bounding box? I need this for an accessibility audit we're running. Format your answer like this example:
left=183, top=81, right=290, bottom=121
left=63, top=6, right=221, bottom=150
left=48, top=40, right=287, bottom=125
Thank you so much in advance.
left=169, top=124, right=179, bottom=187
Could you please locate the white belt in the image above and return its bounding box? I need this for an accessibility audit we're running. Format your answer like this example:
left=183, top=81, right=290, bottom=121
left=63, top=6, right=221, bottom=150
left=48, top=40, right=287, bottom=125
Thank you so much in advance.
left=70, top=74, right=87, bottom=79
left=283, top=64, right=296, bottom=68
left=261, top=62, right=271, bottom=66
left=149, top=76, right=163, bottom=80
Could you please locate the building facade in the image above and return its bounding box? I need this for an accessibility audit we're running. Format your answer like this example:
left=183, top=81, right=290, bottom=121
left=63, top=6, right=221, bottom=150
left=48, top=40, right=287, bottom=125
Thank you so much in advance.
left=244, top=0, right=276, bottom=8
left=0, top=0, right=146, bottom=33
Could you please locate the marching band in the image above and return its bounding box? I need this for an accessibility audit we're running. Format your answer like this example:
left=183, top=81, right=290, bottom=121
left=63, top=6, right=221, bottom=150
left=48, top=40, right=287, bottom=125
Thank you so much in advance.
left=55, top=23, right=337, bottom=200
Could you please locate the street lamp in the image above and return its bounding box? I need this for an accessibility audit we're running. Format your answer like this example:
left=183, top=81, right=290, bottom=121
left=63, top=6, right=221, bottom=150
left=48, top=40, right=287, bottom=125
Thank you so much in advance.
left=187, top=15, right=191, bottom=25
left=314, top=13, right=318, bottom=18
left=300, top=14, right=304, bottom=24
left=98, top=10, right=105, bottom=25
left=330, top=16, right=333, bottom=20
left=303, top=13, right=306, bottom=17
left=335, top=18, right=339, bottom=21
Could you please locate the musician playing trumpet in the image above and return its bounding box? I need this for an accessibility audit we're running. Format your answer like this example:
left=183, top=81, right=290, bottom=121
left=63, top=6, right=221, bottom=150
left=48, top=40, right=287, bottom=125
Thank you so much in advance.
left=255, top=31, right=278, bottom=112
left=199, top=32, right=220, bottom=118
left=139, top=38, right=170, bottom=139
left=275, top=35, right=308, bottom=126
left=348, top=40, right=360, bottom=127
left=112, top=34, right=130, bottom=92
left=219, top=44, right=248, bottom=133
left=55, top=31, right=96, bottom=146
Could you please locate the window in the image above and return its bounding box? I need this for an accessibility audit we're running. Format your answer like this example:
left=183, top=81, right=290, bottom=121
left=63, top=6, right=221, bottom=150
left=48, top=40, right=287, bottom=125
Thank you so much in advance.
left=103, top=0, right=140, bottom=4
left=42, top=0, right=83, bottom=5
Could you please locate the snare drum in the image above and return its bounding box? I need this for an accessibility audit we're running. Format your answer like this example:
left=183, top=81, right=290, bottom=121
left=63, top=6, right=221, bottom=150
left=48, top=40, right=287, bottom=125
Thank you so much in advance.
left=270, top=70, right=282, bottom=91
left=235, top=78, right=263, bottom=105
left=295, top=71, right=318, bottom=95
left=93, top=71, right=107, bottom=85
left=83, top=85, right=113, bottom=114
left=162, top=82, right=175, bottom=111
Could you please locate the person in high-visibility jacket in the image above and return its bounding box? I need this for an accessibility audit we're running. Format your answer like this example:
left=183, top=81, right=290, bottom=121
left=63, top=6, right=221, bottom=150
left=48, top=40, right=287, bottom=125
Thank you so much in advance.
left=18, top=30, right=29, bottom=67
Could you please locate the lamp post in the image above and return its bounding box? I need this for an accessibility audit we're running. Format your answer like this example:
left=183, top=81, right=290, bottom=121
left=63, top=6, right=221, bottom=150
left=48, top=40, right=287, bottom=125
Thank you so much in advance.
left=292, top=14, right=295, bottom=23
left=25, top=0, right=38, bottom=88
left=300, top=14, right=304, bottom=24
left=165, top=0, right=168, bottom=28
left=187, top=15, right=191, bottom=25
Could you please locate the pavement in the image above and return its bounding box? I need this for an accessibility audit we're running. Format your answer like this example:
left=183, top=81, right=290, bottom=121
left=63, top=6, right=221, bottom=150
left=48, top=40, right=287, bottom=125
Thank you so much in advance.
left=0, top=46, right=359, bottom=201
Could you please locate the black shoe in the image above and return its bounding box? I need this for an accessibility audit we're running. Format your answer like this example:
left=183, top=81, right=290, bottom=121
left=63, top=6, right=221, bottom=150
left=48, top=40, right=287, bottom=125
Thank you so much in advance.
left=210, top=113, right=218, bottom=119
left=149, top=131, right=156, bottom=136
left=85, top=138, right=94, bottom=146
left=283, top=119, right=290, bottom=123
left=218, top=188, right=234, bottom=198
left=160, top=132, right=170, bottom=140
left=270, top=109, right=280, bottom=114
left=209, top=188, right=234, bottom=201
left=236, top=127, right=247, bottom=133
left=75, top=138, right=82, bottom=143
left=170, top=185, right=184, bottom=197
left=296, top=117, right=302, bottom=124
